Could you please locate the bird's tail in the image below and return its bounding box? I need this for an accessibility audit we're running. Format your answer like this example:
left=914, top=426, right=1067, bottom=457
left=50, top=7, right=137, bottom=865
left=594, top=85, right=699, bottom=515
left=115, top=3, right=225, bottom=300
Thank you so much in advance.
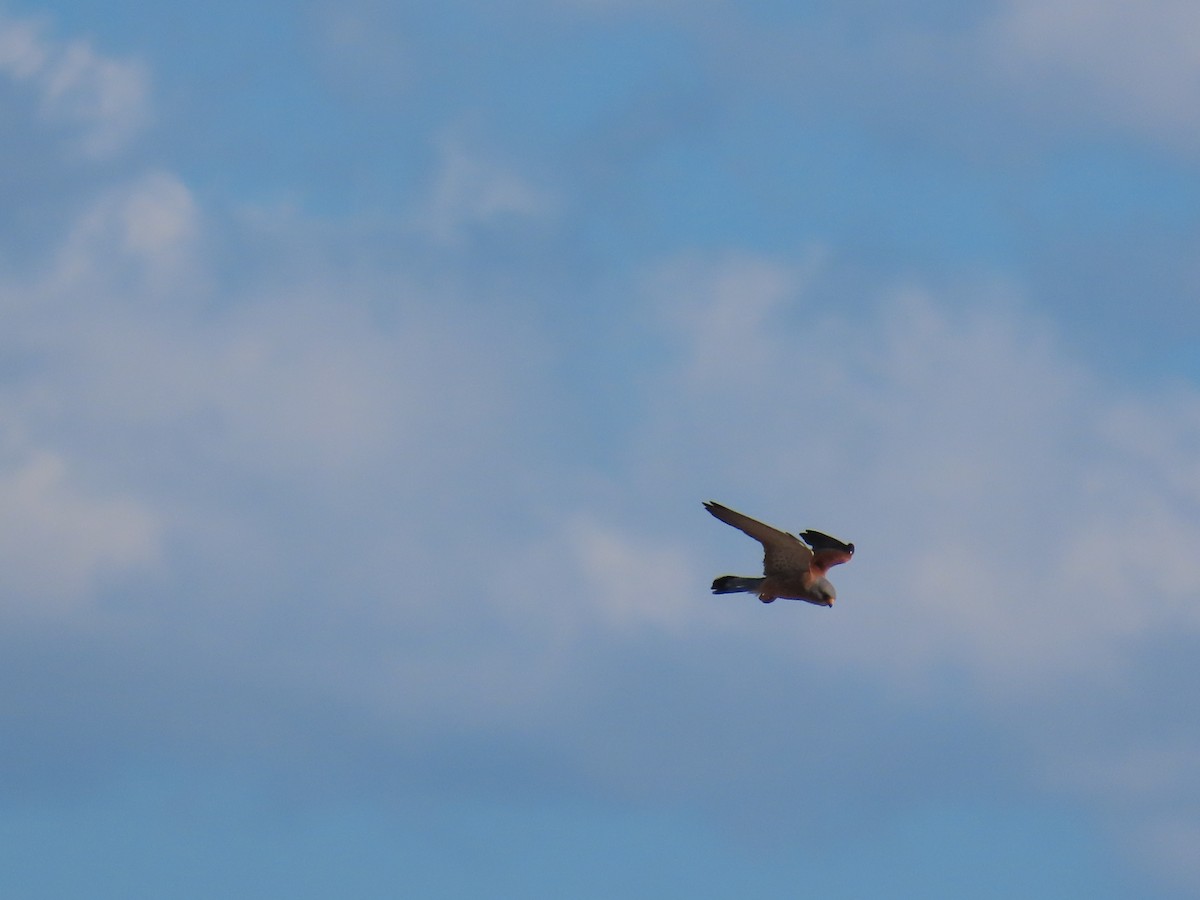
left=711, top=575, right=765, bottom=595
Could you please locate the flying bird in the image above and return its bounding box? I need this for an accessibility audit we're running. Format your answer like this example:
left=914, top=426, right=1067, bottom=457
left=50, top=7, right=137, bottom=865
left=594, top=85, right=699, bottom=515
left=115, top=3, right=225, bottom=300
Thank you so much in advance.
left=703, top=500, right=854, bottom=606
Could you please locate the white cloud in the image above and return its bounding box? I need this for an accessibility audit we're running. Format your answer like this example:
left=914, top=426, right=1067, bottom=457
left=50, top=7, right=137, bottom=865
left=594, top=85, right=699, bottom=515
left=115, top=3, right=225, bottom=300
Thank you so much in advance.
left=0, top=14, right=46, bottom=77
left=413, top=136, right=555, bottom=244
left=989, top=0, right=1200, bottom=146
left=566, top=517, right=699, bottom=633
left=652, top=249, right=818, bottom=391
left=635, top=251, right=1200, bottom=694
left=609, top=247, right=1200, bottom=890
left=0, top=135, right=546, bottom=657
left=48, top=171, right=199, bottom=294
left=0, top=12, right=149, bottom=158
left=670, top=1, right=1200, bottom=157
left=306, top=3, right=412, bottom=98
left=0, top=449, right=159, bottom=614
left=1, top=167, right=536, bottom=493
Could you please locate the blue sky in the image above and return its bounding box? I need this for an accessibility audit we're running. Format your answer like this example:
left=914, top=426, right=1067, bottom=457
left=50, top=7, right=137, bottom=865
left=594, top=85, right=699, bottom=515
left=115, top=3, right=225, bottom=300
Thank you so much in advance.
left=1, top=0, right=1199, bottom=896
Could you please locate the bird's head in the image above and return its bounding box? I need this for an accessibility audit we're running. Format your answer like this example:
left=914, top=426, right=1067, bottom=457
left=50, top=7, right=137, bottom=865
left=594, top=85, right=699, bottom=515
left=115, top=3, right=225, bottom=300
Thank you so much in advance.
left=816, top=579, right=836, bottom=606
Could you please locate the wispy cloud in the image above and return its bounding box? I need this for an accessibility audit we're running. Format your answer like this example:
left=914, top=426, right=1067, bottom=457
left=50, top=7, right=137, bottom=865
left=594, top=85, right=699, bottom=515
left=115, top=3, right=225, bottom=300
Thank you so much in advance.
left=0, top=450, right=159, bottom=615
left=990, top=0, right=1200, bottom=149
left=0, top=11, right=149, bottom=158
left=592, top=249, right=1200, bottom=889
left=411, top=135, right=556, bottom=244
left=660, top=0, right=1200, bottom=158
left=635, top=250, right=1200, bottom=686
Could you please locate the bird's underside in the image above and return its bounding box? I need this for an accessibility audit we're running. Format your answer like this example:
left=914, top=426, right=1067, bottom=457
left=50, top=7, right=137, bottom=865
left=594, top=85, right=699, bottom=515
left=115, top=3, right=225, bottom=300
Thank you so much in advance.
left=703, top=500, right=853, bottom=606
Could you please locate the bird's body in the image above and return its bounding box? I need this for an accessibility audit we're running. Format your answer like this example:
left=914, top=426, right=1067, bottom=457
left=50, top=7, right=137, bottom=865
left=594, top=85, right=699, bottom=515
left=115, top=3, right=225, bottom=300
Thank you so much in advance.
left=703, top=501, right=854, bottom=606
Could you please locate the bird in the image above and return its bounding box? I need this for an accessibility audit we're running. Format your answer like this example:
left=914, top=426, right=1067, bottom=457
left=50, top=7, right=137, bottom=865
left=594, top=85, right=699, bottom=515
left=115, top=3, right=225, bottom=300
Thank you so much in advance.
left=703, top=500, right=854, bottom=606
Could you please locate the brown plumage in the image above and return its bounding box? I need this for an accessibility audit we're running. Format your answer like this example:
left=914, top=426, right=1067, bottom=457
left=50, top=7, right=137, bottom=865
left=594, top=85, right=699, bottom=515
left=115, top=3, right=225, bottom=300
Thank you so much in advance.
left=703, top=500, right=854, bottom=606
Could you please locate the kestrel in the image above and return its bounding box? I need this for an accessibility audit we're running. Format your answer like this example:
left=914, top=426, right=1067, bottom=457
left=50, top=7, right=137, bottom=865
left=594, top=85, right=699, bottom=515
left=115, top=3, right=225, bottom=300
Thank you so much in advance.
left=704, top=500, right=854, bottom=606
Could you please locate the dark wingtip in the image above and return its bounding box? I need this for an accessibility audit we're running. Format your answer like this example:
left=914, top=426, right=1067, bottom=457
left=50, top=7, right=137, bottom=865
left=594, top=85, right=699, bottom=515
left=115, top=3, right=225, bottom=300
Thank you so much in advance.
left=801, top=529, right=855, bottom=554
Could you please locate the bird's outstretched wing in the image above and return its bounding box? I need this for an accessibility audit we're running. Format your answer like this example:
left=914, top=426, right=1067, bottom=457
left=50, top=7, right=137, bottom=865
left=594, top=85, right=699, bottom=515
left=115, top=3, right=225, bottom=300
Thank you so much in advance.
left=800, top=529, right=855, bottom=573
left=703, top=501, right=813, bottom=576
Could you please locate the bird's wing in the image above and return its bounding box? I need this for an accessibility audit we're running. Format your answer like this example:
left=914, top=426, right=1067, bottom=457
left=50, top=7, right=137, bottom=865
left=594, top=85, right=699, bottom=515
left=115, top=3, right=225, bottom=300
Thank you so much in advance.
left=704, top=501, right=813, bottom=575
left=799, top=529, right=855, bottom=574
